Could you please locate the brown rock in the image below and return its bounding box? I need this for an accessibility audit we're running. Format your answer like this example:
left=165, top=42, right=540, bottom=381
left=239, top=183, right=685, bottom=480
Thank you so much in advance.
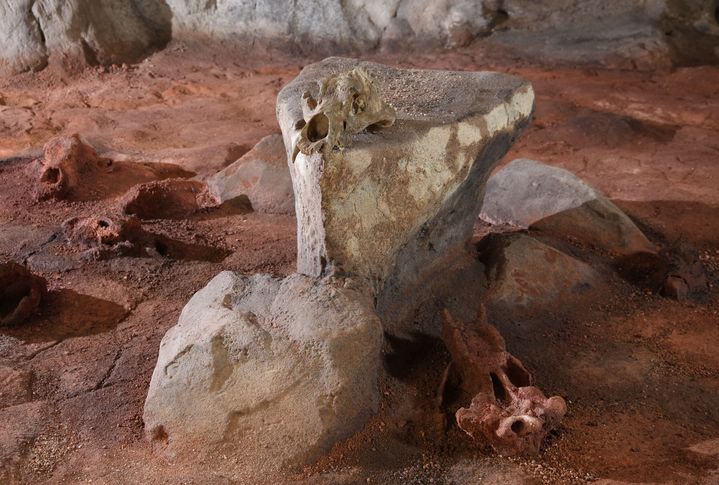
left=120, top=178, right=212, bottom=219
left=0, top=261, right=46, bottom=326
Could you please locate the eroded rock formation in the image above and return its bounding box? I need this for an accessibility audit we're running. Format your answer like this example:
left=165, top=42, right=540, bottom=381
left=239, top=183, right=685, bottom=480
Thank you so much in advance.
left=2, top=1, right=717, bottom=74
left=207, top=134, right=295, bottom=214
left=480, top=158, right=658, bottom=259
left=277, top=57, right=534, bottom=335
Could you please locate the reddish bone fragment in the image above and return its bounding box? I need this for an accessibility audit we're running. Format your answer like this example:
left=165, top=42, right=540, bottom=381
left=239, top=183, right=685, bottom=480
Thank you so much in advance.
left=441, top=308, right=567, bottom=456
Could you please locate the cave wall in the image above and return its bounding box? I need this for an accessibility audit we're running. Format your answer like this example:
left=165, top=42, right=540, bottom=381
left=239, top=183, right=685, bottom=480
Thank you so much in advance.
left=1, top=0, right=717, bottom=74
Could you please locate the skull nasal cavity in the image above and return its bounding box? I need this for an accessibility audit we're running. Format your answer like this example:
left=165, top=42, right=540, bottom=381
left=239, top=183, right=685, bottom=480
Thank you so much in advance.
left=307, top=113, right=329, bottom=142
left=41, top=167, right=61, bottom=184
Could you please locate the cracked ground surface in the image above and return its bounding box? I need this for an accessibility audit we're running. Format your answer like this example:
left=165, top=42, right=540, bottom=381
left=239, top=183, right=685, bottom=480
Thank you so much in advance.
left=0, top=44, right=718, bottom=483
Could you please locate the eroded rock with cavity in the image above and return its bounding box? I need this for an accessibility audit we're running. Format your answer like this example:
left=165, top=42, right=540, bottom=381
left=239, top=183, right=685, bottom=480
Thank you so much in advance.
left=0, top=262, right=47, bottom=327
left=143, top=271, right=382, bottom=472
left=277, top=57, right=534, bottom=335
left=31, top=134, right=194, bottom=202
left=480, top=158, right=658, bottom=259
left=442, top=308, right=566, bottom=456
left=207, top=134, right=294, bottom=214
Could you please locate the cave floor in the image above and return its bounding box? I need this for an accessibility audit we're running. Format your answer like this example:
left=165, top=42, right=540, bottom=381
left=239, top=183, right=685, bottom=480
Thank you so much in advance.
left=0, top=44, right=718, bottom=484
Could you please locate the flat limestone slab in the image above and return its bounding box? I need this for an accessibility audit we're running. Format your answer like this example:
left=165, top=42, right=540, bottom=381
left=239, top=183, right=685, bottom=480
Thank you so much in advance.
left=277, top=57, right=533, bottom=334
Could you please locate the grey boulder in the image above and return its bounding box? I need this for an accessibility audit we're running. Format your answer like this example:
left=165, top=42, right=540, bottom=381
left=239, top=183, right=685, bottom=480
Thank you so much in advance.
left=480, top=158, right=658, bottom=259
left=143, top=271, right=382, bottom=472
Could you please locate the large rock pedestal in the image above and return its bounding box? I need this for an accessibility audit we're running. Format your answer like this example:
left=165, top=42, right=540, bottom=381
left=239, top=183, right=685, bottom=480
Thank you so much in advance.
left=277, top=57, right=534, bottom=335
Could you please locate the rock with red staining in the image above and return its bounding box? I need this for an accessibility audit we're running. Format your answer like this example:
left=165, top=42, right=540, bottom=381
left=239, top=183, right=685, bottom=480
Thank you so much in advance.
left=441, top=308, right=566, bottom=456
left=31, top=134, right=194, bottom=202
left=120, top=178, right=213, bottom=220
left=33, top=134, right=112, bottom=201
left=0, top=262, right=47, bottom=326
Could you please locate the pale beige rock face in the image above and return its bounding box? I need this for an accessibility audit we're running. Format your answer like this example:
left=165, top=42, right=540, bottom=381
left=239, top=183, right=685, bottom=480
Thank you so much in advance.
left=143, top=271, right=383, bottom=472
left=277, top=58, right=534, bottom=334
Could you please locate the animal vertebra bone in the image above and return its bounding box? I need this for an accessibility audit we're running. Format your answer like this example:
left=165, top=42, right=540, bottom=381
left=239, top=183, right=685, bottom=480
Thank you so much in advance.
left=441, top=308, right=567, bottom=455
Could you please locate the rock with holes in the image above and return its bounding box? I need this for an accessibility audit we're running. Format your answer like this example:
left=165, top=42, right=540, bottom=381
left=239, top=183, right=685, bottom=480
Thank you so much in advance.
left=207, top=134, right=294, bottom=214
left=480, top=158, right=658, bottom=259
left=30, top=134, right=193, bottom=202
left=0, top=262, right=47, bottom=327
left=143, top=271, right=382, bottom=472
left=277, top=57, right=534, bottom=335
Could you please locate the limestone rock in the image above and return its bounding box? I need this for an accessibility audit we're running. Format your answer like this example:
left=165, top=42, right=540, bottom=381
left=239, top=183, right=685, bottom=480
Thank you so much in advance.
left=480, top=158, right=658, bottom=259
left=207, top=134, right=294, bottom=214
left=277, top=57, right=534, bottom=334
left=1, top=0, right=172, bottom=73
left=479, top=233, right=602, bottom=310
left=143, top=271, right=383, bottom=472
left=0, top=1, right=48, bottom=74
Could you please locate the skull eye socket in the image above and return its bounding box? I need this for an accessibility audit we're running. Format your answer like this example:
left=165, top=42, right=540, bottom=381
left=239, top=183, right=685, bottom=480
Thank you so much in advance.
left=306, top=113, right=329, bottom=142
left=41, top=167, right=61, bottom=184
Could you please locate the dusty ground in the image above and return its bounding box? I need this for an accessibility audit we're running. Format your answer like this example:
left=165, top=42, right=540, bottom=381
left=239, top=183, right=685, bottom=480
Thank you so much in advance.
left=0, top=43, right=718, bottom=484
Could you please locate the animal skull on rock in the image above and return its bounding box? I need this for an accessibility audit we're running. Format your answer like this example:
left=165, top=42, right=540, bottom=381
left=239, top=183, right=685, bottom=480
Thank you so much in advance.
left=295, top=68, right=396, bottom=159
left=441, top=308, right=567, bottom=456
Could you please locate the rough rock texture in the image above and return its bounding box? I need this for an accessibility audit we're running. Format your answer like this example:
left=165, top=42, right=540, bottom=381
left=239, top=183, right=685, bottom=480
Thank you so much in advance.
left=0, top=367, right=34, bottom=409
left=442, top=308, right=567, bottom=456
left=143, top=271, right=383, bottom=472
left=479, top=233, right=602, bottom=311
left=1, top=0, right=172, bottom=74
left=277, top=57, right=533, bottom=334
left=481, top=159, right=658, bottom=259
left=1, top=1, right=717, bottom=73
left=207, top=134, right=294, bottom=214
left=0, top=261, right=47, bottom=326
left=120, top=178, right=212, bottom=219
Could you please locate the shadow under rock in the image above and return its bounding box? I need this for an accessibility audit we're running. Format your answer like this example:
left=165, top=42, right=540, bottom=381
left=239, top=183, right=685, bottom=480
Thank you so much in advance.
left=1, top=290, right=128, bottom=343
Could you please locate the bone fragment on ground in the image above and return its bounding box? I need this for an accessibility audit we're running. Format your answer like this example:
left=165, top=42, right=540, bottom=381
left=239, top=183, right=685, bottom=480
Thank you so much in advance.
left=441, top=308, right=566, bottom=456
left=277, top=57, right=534, bottom=335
